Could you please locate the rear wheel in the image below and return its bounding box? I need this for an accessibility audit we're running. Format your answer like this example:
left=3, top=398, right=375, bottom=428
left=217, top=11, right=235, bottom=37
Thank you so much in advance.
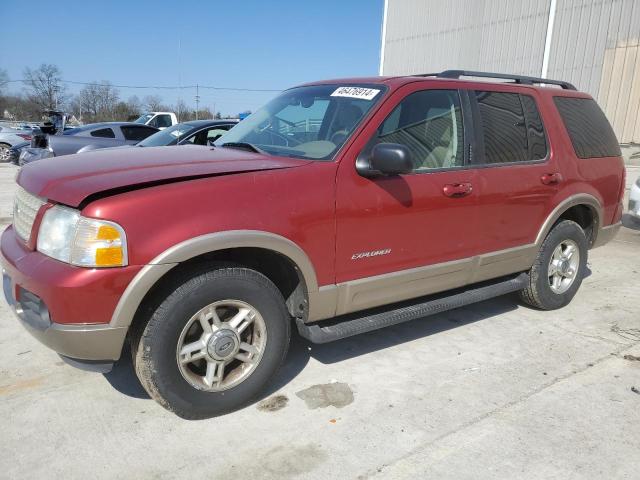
left=131, top=265, right=291, bottom=419
left=519, top=220, right=588, bottom=310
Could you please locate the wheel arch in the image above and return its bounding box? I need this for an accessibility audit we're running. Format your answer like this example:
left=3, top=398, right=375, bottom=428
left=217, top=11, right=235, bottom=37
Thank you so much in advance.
left=110, top=231, right=320, bottom=329
left=535, top=194, right=602, bottom=248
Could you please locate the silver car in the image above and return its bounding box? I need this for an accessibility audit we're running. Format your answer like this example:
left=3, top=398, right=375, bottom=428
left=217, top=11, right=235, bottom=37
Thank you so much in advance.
left=0, top=126, right=35, bottom=162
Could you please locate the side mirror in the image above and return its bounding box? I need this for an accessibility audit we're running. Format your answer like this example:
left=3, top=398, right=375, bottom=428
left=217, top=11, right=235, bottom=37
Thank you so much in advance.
left=356, top=143, right=413, bottom=178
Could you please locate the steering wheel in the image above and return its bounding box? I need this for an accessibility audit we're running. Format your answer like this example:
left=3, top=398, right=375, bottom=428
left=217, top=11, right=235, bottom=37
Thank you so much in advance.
left=330, top=129, right=350, bottom=145
left=254, top=119, right=303, bottom=147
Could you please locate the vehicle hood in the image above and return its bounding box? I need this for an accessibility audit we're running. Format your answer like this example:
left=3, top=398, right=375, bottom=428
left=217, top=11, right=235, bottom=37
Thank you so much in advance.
left=17, top=145, right=312, bottom=207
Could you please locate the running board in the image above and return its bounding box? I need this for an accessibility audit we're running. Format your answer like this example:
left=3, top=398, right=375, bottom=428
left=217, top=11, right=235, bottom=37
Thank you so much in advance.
left=296, top=273, right=529, bottom=344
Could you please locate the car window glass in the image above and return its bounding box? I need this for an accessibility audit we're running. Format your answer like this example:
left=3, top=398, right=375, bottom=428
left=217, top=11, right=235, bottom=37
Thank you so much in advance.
left=475, top=91, right=529, bottom=163
left=121, top=126, right=157, bottom=141
left=206, top=128, right=229, bottom=142
left=553, top=97, right=620, bottom=158
left=156, top=115, right=172, bottom=128
left=520, top=95, right=547, bottom=160
left=214, top=84, right=384, bottom=160
left=373, top=89, right=464, bottom=171
left=90, top=128, right=115, bottom=138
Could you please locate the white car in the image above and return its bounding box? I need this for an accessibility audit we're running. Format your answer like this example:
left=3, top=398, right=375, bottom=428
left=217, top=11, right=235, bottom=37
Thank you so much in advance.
left=630, top=175, right=640, bottom=219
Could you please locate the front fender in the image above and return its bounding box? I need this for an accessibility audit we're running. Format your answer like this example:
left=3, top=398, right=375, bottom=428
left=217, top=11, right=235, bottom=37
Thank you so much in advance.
left=109, top=230, right=321, bottom=329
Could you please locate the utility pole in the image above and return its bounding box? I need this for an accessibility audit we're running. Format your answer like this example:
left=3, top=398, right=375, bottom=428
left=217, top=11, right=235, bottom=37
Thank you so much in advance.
left=195, top=84, right=200, bottom=120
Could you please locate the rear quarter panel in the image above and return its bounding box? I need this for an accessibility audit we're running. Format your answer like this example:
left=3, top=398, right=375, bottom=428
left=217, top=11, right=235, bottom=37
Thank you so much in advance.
left=539, top=89, right=625, bottom=226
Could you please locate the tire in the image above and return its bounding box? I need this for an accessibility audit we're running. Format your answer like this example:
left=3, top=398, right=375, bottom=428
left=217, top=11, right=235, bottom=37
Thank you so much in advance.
left=519, top=220, right=588, bottom=310
left=0, top=143, right=10, bottom=163
left=131, top=265, right=291, bottom=419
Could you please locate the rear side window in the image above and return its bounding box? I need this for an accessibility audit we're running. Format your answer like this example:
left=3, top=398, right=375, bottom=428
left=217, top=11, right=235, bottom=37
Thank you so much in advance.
left=475, top=91, right=547, bottom=164
left=90, top=128, right=115, bottom=138
left=553, top=97, right=621, bottom=158
left=121, top=125, right=157, bottom=141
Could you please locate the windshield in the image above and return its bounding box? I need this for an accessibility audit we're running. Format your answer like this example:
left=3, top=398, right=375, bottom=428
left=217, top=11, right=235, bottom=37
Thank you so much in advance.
left=134, top=113, right=155, bottom=124
left=137, top=123, right=195, bottom=147
left=214, top=84, right=385, bottom=160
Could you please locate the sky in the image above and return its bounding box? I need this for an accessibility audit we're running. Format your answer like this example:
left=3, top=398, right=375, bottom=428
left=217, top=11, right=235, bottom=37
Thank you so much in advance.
left=0, top=0, right=384, bottom=116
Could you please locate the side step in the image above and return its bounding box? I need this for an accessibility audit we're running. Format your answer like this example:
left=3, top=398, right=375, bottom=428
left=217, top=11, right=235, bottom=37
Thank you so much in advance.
left=296, top=273, right=529, bottom=344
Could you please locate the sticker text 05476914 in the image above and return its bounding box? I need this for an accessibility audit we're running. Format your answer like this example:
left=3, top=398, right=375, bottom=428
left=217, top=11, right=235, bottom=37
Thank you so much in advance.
left=331, top=87, right=380, bottom=101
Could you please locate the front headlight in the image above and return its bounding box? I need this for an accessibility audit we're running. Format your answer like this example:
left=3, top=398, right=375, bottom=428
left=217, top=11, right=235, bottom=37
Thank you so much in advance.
left=36, top=205, right=128, bottom=267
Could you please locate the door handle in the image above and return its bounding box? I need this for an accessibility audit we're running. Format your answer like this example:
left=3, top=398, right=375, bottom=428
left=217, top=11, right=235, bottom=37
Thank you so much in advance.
left=443, top=182, right=473, bottom=198
left=541, top=173, right=563, bottom=185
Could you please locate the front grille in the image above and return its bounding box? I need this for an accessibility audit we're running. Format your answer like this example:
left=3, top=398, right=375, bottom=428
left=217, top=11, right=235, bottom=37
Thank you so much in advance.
left=13, top=186, right=46, bottom=242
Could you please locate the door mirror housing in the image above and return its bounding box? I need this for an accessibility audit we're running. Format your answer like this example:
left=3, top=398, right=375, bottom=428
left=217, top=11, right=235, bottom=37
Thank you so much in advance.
left=356, top=143, right=413, bottom=178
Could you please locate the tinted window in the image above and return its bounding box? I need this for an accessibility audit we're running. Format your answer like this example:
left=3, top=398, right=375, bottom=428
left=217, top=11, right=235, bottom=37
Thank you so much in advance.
left=121, top=125, right=157, bottom=141
left=373, top=89, right=464, bottom=171
left=553, top=97, right=620, bottom=158
left=476, top=91, right=527, bottom=163
left=155, top=115, right=173, bottom=128
left=520, top=95, right=547, bottom=160
left=90, top=128, right=115, bottom=138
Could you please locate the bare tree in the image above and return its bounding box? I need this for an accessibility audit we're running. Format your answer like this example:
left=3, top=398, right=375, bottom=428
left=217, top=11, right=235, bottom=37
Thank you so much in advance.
left=143, top=95, right=164, bottom=111
left=0, top=69, right=8, bottom=95
left=76, top=81, right=120, bottom=122
left=127, top=95, right=142, bottom=114
left=174, top=98, right=190, bottom=122
left=23, top=64, right=67, bottom=110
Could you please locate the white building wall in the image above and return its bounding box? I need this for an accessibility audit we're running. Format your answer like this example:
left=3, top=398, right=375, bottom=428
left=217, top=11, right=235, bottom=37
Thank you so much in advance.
left=381, top=0, right=640, bottom=143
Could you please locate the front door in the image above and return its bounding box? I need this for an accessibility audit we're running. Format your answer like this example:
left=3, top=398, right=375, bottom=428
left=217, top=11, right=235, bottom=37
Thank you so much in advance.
left=334, top=84, right=480, bottom=315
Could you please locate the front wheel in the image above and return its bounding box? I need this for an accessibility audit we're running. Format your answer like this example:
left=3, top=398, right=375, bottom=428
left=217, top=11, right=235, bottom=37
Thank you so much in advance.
left=0, top=143, right=11, bottom=163
left=131, top=265, right=291, bottom=419
left=519, top=220, right=588, bottom=310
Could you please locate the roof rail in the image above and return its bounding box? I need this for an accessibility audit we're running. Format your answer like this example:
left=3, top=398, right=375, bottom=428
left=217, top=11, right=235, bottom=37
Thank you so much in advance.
left=416, top=70, right=577, bottom=90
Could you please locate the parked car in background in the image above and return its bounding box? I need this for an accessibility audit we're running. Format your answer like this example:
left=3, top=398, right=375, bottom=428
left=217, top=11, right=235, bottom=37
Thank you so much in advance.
left=630, top=175, right=640, bottom=219
left=6, top=141, right=30, bottom=165
left=20, top=122, right=159, bottom=165
left=134, top=120, right=238, bottom=148
left=134, top=111, right=178, bottom=129
left=0, top=127, right=35, bottom=162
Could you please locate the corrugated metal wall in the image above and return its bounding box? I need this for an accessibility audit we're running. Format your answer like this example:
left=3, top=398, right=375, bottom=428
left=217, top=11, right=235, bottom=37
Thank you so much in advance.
left=381, top=0, right=640, bottom=143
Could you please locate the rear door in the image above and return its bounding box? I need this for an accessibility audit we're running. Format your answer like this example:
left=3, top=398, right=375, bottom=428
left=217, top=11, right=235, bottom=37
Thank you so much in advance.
left=465, top=87, right=558, bottom=281
left=334, top=83, right=481, bottom=314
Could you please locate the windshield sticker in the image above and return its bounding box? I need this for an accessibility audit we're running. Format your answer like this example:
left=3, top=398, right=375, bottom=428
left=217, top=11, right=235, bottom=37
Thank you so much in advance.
left=331, top=87, right=380, bottom=100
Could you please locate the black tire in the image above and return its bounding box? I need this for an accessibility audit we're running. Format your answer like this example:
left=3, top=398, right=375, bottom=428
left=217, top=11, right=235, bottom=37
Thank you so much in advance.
left=0, top=143, right=11, bottom=163
left=131, top=265, right=291, bottom=419
left=519, top=220, right=588, bottom=310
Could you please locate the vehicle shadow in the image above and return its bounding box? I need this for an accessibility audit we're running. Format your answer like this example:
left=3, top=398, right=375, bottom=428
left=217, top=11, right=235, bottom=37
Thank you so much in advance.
left=103, top=344, right=149, bottom=399
left=300, top=294, right=520, bottom=366
left=103, top=293, right=523, bottom=402
left=260, top=293, right=522, bottom=397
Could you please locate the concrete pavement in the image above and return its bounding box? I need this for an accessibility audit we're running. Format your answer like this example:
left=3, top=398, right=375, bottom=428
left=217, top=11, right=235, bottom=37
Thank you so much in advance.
left=0, top=162, right=639, bottom=479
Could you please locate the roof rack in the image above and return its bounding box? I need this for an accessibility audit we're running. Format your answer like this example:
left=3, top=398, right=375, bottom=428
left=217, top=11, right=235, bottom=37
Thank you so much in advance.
left=417, top=70, right=577, bottom=90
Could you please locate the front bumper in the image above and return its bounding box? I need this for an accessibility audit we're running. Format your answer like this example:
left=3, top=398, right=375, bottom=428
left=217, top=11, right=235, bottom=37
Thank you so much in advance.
left=1, top=225, right=141, bottom=362
left=2, top=275, right=127, bottom=361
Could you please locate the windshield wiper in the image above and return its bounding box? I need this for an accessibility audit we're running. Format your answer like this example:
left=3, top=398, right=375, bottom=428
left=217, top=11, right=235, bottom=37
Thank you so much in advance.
left=221, top=142, right=267, bottom=154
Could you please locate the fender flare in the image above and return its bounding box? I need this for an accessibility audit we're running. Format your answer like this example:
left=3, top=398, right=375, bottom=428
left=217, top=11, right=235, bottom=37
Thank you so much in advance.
left=534, top=193, right=602, bottom=247
left=109, top=230, right=319, bottom=328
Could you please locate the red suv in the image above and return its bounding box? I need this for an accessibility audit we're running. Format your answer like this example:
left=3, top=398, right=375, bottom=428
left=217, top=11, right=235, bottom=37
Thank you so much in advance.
left=2, top=71, right=624, bottom=418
